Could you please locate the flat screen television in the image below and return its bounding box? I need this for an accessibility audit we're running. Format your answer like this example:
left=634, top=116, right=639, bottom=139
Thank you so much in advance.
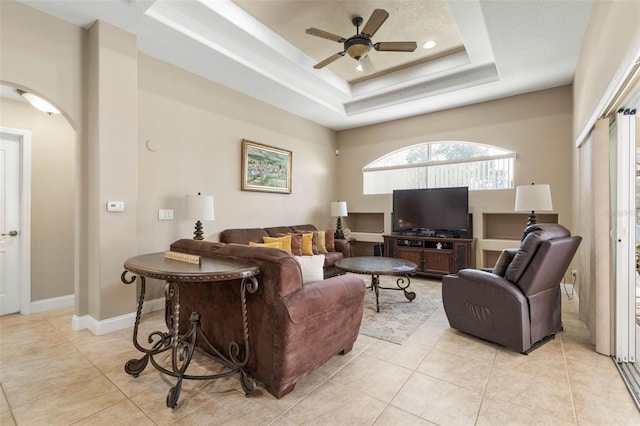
left=392, top=187, right=469, bottom=236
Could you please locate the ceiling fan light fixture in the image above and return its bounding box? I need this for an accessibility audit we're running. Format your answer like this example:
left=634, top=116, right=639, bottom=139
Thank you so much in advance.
left=344, top=36, right=372, bottom=60
left=358, top=56, right=375, bottom=74
left=306, top=9, right=416, bottom=70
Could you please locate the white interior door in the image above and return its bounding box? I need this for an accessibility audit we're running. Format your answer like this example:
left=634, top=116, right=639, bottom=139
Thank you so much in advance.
left=0, top=130, right=22, bottom=315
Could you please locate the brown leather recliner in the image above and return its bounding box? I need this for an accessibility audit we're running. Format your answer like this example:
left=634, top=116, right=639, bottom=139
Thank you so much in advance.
left=442, top=224, right=581, bottom=354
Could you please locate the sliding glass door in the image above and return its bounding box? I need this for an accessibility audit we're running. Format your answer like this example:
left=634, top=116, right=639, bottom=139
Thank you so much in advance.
left=611, top=110, right=637, bottom=363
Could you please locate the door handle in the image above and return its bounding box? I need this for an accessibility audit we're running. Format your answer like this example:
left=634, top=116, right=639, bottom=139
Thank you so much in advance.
left=1, top=230, right=18, bottom=237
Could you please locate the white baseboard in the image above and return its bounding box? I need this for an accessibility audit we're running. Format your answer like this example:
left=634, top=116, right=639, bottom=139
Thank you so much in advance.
left=29, top=294, right=74, bottom=314
left=72, top=297, right=165, bottom=335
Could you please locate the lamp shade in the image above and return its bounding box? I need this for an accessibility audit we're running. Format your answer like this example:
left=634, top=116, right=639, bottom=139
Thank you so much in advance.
left=515, top=184, right=553, bottom=212
left=184, top=194, right=215, bottom=221
left=330, top=201, right=348, bottom=217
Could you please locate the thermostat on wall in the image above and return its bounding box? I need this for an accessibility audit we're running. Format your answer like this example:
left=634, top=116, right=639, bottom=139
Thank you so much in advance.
left=106, top=201, right=125, bottom=212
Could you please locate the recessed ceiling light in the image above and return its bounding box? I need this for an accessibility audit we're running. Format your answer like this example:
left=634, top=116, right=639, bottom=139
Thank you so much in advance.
left=356, top=63, right=363, bottom=72
left=422, top=40, right=437, bottom=49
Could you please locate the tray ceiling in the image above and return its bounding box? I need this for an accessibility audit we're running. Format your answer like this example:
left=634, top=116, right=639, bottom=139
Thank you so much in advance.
left=15, top=0, right=593, bottom=130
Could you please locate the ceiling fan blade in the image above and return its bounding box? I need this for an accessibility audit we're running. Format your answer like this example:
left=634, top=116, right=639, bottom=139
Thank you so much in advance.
left=305, top=28, right=347, bottom=43
left=313, top=52, right=345, bottom=69
left=373, top=41, right=417, bottom=52
left=361, top=9, right=389, bottom=38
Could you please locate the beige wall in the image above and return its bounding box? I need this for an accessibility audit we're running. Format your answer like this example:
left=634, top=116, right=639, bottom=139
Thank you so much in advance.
left=337, top=86, right=574, bottom=265
left=86, top=20, right=139, bottom=320
left=10, top=0, right=638, bottom=335
left=1, top=1, right=340, bottom=323
left=0, top=0, right=86, bottom=312
left=573, top=0, right=640, bottom=143
left=0, top=99, right=75, bottom=301
left=136, top=54, right=339, bottom=253
left=572, top=0, right=640, bottom=351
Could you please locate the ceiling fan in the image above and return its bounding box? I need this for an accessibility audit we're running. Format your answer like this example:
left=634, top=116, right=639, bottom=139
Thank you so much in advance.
left=305, top=9, right=417, bottom=70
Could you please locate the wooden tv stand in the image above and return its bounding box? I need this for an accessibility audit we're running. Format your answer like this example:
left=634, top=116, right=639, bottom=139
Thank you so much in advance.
left=383, top=234, right=475, bottom=277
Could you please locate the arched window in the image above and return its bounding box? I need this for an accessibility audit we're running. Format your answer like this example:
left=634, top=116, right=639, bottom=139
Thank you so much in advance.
left=363, top=142, right=515, bottom=194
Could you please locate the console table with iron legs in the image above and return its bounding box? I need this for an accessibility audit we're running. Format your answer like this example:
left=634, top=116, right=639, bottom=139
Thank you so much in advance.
left=121, top=252, right=260, bottom=408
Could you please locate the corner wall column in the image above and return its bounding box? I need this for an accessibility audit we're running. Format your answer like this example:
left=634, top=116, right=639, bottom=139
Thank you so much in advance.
left=86, top=20, right=138, bottom=324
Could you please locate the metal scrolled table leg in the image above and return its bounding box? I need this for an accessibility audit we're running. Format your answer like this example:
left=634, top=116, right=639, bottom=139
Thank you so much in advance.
left=372, top=274, right=381, bottom=313
left=121, top=272, right=173, bottom=377
left=228, top=276, right=259, bottom=396
left=397, top=275, right=416, bottom=302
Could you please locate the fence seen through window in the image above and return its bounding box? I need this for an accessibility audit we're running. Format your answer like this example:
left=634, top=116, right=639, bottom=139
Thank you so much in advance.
left=363, top=142, right=515, bottom=194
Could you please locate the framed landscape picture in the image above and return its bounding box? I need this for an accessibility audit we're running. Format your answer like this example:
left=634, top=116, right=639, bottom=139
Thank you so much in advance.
left=241, top=139, right=292, bottom=193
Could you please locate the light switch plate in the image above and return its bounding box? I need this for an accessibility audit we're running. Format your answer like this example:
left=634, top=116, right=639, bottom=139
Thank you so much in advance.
left=106, top=201, right=125, bottom=212
left=159, top=209, right=174, bottom=220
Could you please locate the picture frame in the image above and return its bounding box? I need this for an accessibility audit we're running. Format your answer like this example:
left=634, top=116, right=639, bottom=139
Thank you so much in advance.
left=241, top=139, right=292, bottom=193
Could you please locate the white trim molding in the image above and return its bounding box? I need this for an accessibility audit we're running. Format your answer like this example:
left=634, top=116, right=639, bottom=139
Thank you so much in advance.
left=29, top=294, right=74, bottom=314
left=72, top=297, right=165, bottom=335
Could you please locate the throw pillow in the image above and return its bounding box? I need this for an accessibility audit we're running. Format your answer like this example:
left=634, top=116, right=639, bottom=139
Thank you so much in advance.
left=299, top=232, right=315, bottom=256
left=294, top=254, right=325, bottom=285
left=295, top=230, right=319, bottom=255
left=325, top=230, right=335, bottom=252
left=263, top=234, right=292, bottom=252
left=493, top=248, right=518, bottom=277
left=316, top=230, right=328, bottom=254
left=278, top=233, right=302, bottom=255
left=249, top=241, right=282, bottom=249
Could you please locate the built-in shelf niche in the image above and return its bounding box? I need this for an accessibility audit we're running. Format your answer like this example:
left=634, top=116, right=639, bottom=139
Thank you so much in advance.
left=483, top=213, right=558, bottom=240
left=345, top=212, right=384, bottom=233
left=483, top=250, right=501, bottom=268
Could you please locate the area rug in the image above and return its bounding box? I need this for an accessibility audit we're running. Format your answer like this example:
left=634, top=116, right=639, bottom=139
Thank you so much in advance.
left=354, top=274, right=443, bottom=344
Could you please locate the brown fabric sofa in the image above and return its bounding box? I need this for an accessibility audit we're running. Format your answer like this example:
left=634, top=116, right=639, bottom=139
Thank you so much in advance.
left=220, top=224, right=351, bottom=278
left=442, top=224, right=581, bottom=354
left=169, top=238, right=366, bottom=399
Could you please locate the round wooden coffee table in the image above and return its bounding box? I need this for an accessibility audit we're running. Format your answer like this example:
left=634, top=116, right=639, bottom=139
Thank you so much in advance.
left=335, top=256, right=417, bottom=312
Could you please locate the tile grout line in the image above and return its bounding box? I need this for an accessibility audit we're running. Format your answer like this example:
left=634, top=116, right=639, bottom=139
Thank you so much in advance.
left=0, top=382, right=18, bottom=426
left=560, top=334, right=579, bottom=425
left=268, top=337, right=377, bottom=425
left=55, top=315, right=160, bottom=425
left=473, top=345, right=499, bottom=425
left=370, top=326, right=446, bottom=425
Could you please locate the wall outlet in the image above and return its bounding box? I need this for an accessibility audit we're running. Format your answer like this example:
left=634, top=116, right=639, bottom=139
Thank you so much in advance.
left=571, top=269, right=578, bottom=277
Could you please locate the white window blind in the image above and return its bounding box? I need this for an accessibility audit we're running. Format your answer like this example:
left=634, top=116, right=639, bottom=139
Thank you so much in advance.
left=363, top=142, right=515, bottom=194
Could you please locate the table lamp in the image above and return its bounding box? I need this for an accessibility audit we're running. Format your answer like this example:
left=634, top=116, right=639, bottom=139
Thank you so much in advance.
left=515, top=183, right=553, bottom=227
left=185, top=193, right=215, bottom=240
left=331, top=201, right=348, bottom=239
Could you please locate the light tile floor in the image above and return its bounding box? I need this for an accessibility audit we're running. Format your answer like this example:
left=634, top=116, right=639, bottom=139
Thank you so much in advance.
left=1, top=283, right=639, bottom=425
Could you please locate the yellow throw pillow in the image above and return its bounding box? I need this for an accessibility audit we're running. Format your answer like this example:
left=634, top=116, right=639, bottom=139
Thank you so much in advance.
left=263, top=234, right=292, bottom=252
left=249, top=241, right=282, bottom=249
left=316, top=230, right=328, bottom=254
left=295, top=230, right=319, bottom=254
left=300, top=233, right=314, bottom=256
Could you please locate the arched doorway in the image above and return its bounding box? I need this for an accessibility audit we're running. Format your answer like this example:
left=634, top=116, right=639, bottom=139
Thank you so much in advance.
left=0, top=84, right=77, bottom=316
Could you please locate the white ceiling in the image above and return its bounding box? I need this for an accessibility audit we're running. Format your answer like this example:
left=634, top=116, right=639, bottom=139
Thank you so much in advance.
left=16, top=0, right=593, bottom=130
